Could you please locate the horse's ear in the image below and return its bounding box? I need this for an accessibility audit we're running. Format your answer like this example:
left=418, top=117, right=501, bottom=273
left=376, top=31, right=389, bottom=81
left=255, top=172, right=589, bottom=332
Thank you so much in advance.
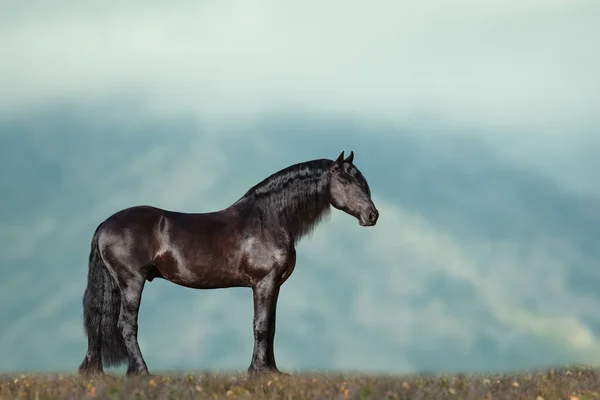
left=331, top=151, right=345, bottom=171
left=344, top=150, right=354, bottom=164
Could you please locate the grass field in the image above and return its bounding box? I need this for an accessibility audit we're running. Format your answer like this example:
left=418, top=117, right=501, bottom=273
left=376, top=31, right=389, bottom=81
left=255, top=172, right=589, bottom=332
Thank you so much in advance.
left=2, top=366, right=600, bottom=399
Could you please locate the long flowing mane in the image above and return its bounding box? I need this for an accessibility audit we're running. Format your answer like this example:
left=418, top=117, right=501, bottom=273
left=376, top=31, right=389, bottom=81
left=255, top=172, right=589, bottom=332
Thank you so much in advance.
left=235, top=158, right=334, bottom=241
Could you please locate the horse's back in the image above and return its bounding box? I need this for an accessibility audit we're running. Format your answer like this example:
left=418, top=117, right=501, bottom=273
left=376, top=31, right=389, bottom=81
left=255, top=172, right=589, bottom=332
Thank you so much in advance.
left=96, top=204, right=236, bottom=250
left=100, top=205, right=164, bottom=232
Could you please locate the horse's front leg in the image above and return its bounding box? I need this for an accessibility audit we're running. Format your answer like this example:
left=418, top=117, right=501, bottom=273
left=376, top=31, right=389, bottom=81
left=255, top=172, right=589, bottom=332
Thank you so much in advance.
left=248, top=275, right=282, bottom=374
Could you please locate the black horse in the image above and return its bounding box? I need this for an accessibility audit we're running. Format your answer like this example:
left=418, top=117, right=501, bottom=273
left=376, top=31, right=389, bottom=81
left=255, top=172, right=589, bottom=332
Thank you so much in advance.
left=78, top=150, right=379, bottom=376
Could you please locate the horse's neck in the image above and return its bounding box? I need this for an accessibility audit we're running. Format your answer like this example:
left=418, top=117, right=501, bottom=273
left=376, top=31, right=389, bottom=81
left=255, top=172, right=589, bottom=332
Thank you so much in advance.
left=276, top=191, right=331, bottom=241
left=236, top=171, right=332, bottom=240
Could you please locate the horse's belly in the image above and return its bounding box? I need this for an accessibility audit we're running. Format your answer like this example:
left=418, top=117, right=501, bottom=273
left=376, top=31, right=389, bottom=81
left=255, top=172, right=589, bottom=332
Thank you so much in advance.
left=169, top=268, right=249, bottom=289
left=153, top=251, right=249, bottom=289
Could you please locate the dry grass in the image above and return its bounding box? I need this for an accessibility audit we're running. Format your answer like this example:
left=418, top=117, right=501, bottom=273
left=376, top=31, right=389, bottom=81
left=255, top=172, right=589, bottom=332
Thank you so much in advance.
left=2, top=366, right=600, bottom=399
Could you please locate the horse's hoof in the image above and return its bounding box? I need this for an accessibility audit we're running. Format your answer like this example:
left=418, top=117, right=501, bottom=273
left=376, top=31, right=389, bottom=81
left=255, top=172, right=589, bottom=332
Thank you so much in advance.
left=126, top=369, right=151, bottom=377
left=247, top=367, right=271, bottom=375
left=79, top=370, right=105, bottom=377
left=247, top=365, right=289, bottom=376
left=78, top=365, right=105, bottom=376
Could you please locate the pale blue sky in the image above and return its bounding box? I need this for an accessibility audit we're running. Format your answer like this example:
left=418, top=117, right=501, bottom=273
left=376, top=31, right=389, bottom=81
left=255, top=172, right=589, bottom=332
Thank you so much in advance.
left=1, top=0, right=599, bottom=374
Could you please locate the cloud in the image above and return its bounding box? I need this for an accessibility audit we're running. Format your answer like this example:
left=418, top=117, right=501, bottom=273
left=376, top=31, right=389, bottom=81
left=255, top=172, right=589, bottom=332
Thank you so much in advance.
left=2, top=0, right=599, bottom=201
left=299, top=196, right=600, bottom=371
left=1, top=0, right=599, bottom=141
left=0, top=217, right=56, bottom=261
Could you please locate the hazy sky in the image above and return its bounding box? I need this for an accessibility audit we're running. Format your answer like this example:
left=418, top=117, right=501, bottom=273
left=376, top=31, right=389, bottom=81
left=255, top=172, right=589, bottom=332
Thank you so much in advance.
left=1, top=0, right=599, bottom=374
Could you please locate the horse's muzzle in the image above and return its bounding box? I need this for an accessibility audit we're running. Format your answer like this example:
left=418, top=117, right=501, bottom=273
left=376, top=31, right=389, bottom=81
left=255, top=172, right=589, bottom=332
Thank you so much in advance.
left=359, top=207, right=379, bottom=226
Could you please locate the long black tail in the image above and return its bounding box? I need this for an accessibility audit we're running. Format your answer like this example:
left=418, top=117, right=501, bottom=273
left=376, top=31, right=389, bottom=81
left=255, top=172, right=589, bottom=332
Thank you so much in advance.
left=81, top=224, right=129, bottom=367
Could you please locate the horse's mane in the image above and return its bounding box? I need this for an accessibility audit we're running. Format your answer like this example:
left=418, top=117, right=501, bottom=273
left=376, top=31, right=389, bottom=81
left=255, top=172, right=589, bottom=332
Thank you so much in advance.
left=236, top=159, right=334, bottom=241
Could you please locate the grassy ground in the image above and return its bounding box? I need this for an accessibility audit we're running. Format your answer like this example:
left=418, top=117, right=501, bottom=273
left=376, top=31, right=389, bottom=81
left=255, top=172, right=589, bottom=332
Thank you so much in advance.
left=1, top=366, right=600, bottom=400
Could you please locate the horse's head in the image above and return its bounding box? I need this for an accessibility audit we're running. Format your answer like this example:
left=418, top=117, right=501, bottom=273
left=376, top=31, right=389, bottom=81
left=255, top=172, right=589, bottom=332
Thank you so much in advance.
left=329, top=151, right=379, bottom=227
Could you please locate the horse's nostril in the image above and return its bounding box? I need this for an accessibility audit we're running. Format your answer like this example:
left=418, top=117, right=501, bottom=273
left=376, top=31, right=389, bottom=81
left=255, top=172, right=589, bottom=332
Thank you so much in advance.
left=369, top=212, right=377, bottom=222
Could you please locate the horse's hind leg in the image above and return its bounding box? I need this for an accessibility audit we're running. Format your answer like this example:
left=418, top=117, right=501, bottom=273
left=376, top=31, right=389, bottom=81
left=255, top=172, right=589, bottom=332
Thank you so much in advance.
left=119, top=275, right=149, bottom=375
left=106, top=260, right=150, bottom=375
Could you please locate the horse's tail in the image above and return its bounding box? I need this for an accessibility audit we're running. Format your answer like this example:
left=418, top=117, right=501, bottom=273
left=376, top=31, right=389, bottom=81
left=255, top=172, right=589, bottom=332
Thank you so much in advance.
left=81, top=223, right=129, bottom=368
